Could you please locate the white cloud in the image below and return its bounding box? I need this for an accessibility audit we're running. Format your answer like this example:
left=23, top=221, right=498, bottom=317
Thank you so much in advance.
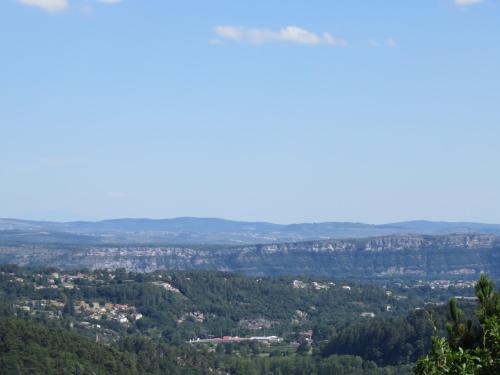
left=18, top=0, right=68, bottom=12
left=368, top=38, right=397, bottom=48
left=17, top=0, right=123, bottom=13
left=97, top=0, right=123, bottom=4
left=387, top=38, right=397, bottom=48
left=455, top=0, right=483, bottom=5
left=213, top=26, right=347, bottom=46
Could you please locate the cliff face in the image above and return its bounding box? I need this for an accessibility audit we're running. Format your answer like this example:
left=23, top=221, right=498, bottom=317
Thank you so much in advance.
left=228, top=234, right=499, bottom=278
left=245, top=234, right=499, bottom=254
left=0, top=234, right=498, bottom=279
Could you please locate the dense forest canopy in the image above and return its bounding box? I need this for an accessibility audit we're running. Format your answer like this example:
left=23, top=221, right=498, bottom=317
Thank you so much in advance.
left=1, top=265, right=496, bottom=374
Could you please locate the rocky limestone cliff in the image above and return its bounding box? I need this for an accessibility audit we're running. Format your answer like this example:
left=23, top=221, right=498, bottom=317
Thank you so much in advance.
left=0, top=234, right=498, bottom=278
left=245, top=234, right=499, bottom=254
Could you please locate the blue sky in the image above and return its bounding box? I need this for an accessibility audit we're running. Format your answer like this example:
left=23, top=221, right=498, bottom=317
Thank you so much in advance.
left=1, top=0, right=499, bottom=224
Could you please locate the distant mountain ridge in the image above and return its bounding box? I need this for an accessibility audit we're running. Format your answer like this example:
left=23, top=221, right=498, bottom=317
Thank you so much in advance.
left=1, top=217, right=500, bottom=245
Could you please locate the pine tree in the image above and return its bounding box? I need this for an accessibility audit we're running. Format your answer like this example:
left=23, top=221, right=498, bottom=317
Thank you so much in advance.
left=415, top=274, right=500, bottom=375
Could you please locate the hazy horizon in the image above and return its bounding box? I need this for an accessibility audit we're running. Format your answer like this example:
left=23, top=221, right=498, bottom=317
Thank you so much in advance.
left=3, top=215, right=500, bottom=227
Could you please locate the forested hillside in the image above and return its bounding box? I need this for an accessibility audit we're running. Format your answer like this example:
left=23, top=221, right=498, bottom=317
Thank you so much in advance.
left=0, top=265, right=487, bottom=374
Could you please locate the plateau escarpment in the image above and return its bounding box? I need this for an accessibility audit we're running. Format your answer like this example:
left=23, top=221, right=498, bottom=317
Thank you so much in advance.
left=0, top=234, right=498, bottom=279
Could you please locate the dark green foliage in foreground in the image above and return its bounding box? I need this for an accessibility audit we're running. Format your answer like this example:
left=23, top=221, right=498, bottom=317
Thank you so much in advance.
left=221, top=355, right=413, bottom=375
left=0, top=316, right=414, bottom=375
left=0, top=315, right=140, bottom=375
left=322, top=311, right=433, bottom=366
left=415, top=274, right=500, bottom=375
left=0, top=307, right=415, bottom=374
